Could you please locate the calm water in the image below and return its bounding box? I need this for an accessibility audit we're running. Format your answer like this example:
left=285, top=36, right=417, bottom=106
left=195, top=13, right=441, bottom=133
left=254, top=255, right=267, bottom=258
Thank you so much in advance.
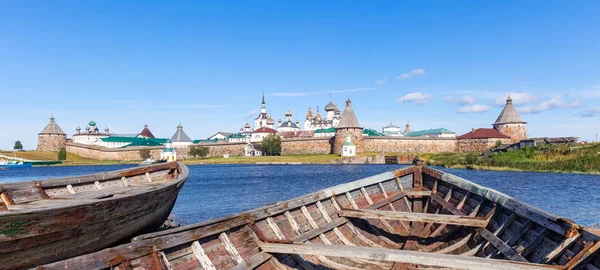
left=1, top=165, right=598, bottom=226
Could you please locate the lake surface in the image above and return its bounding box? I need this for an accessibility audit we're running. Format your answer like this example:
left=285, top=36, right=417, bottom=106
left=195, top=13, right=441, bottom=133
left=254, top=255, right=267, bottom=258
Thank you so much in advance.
left=1, top=164, right=598, bottom=226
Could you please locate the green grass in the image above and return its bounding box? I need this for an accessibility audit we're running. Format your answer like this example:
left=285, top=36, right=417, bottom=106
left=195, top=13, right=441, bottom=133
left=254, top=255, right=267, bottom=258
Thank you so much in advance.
left=1, top=151, right=134, bottom=166
left=424, top=143, right=600, bottom=173
left=185, top=154, right=343, bottom=164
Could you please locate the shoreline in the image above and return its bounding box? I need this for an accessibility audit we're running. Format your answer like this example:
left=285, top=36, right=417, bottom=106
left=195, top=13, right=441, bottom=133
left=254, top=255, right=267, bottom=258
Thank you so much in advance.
left=17, top=158, right=599, bottom=175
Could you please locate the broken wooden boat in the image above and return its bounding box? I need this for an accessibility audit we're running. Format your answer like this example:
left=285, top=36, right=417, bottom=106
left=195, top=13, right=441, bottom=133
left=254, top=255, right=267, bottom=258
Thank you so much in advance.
left=0, top=162, right=188, bottom=269
left=39, top=165, right=599, bottom=270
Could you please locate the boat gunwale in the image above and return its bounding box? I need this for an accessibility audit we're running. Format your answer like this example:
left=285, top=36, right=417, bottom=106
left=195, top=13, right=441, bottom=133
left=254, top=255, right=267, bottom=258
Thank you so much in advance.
left=136, top=165, right=596, bottom=242
left=0, top=162, right=188, bottom=216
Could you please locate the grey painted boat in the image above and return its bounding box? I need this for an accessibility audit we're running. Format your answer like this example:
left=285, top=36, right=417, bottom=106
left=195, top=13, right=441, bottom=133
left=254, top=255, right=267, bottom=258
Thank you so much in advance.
left=0, top=162, right=188, bottom=269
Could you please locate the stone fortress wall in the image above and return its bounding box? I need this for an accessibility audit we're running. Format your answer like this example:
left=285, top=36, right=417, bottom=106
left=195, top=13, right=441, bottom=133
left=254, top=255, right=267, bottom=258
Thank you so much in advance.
left=67, top=135, right=493, bottom=161
left=65, top=143, right=163, bottom=161
left=362, top=137, right=458, bottom=153
left=37, top=134, right=67, bottom=152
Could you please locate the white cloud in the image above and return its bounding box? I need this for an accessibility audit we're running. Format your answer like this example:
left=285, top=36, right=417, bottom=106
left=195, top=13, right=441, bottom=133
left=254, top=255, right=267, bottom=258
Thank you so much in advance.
left=457, top=104, right=491, bottom=114
left=458, top=96, right=476, bottom=105
left=494, top=92, right=538, bottom=106
left=396, top=92, right=431, bottom=105
left=247, top=110, right=258, bottom=116
left=575, top=108, right=600, bottom=118
left=444, top=95, right=476, bottom=105
left=270, top=88, right=375, bottom=97
left=397, top=68, right=426, bottom=80
left=519, top=96, right=582, bottom=114
left=374, top=79, right=386, bottom=85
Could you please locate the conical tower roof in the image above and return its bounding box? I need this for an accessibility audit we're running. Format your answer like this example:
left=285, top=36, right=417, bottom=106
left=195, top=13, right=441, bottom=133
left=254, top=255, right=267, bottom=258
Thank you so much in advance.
left=40, top=115, right=66, bottom=135
left=494, top=94, right=526, bottom=125
left=139, top=124, right=155, bottom=138
left=170, top=124, right=193, bottom=142
left=336, top=99, right=361, bottom=129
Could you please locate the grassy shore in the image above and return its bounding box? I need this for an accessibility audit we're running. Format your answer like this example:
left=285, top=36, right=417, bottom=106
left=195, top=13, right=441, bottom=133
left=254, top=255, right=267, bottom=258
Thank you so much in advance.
left=185, top=154, right=344, bottom=164
left=0, top=151, right=135, bottom=166
left=423, top=143, right=600, bottom=174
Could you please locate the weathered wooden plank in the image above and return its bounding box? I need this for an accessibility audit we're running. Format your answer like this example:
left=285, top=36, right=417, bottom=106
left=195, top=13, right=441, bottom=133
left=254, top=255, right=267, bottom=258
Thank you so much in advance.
left=536, top=234, right=580, bottom=264
left=478, top=228, right=528, bottom=262
left=266, top=217, right=286, bottom=240
left=423, top=167, right=579, bottom=236
left=360, top=187, right=374, bottom=205
left=219, top=232, right=245, bottom=265
left=292, top=218, right=347, bottom=243
left=191, top=241, right=216, bottom=270
left=230, top=252, right=272, bottom=270
left=259, top=243, right=556, bottom=270
left=430, top=193, right=465, bottom=216
left=1, top=192, right=15, bottom=206
left=562, top=240, right=600, bottom=270
left=339, top=209, right=489, bottom=227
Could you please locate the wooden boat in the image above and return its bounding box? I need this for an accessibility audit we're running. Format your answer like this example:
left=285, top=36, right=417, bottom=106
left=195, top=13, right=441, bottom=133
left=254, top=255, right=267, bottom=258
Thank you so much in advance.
left=0, top=162, right=188, bottom=269
left=39, top=165, right=599, bottom=270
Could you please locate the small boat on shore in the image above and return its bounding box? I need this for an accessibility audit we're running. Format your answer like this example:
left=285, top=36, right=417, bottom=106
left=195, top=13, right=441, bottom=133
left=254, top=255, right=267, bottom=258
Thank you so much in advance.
left=0, top=162, right=188, bottom=269
left=39, top=165, right=599, bottom=270
left=0, top=160, right=32, bottom=168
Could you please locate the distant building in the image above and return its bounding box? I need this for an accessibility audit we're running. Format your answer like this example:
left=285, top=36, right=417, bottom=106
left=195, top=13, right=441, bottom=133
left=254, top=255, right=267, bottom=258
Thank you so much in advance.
left=170, top=124, right=193, bottom=147
left=138, top=125, right=155, bottom=139
left=362, top=128, right=386, bottom=137
left=403, top=122, right=412, bottom=134
left=334, top=99, right=363, bottom=155
left=493, top=94, right=527, bottom=142
left=227, top=133, right=248, bottom=143
left=405, top=128, right=456, bottom=138
left=245, top=142, right=262, bottom=156
left=98, top=137, right=168, bottom=148
left=251, top=127, right=277, bottom=142
left=341, top=136, right=356, bottom=157
left=253, top=93, right=275, bottom=130
left=161, top=140, right=177, bottom=162
left=72, top=120, right=110, bottom=145
left=457, top=128, right=511, bottom=152
left=278, top=109, right=301, bottom=132
left=382, top=122, right=403, bottom=137
left=304, top=99, right=341, bottom=131
left=37, top=114, right=67, bottom=152
left=314, top=127, right=336, bottom=137
left=207, top=132, right=233, bottom=141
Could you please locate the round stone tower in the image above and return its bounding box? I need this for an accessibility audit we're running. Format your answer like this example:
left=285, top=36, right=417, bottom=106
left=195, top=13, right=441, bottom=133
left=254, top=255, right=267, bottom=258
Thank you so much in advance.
left=334, top=99, right=363, bottom=155
left=37, top=114, right=67, bottom=152
left=493, top=94, right=527, bottom=143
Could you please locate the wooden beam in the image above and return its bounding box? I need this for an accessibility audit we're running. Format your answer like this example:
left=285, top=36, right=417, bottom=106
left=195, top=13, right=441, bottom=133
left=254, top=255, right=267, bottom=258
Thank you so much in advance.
left=259, top=243, right=556, bottom=270
left=430, top=193, right=465, bottom=216
left=339, top=209, right=489, bottom=227
left=477, top=228, right=528, bottom=262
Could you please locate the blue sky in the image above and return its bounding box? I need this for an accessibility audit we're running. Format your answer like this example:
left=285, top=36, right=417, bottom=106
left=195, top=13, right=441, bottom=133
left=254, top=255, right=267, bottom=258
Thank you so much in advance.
left=1, top=1, right=599, bottom=150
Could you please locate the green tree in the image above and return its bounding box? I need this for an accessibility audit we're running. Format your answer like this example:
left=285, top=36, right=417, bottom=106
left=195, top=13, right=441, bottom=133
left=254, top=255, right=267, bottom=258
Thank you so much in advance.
left=189, top=146, right=209, bottom=159
left=493, top=140, right=502, bottom=149
left=465, top=153, right=478, bottom=165
left=261, top=134, right=281, bottom=156
left=13, top=141, right=23, bottom=151
left=139, top=149, right=151, bottom=160
left=58, top=147, right=67, bottom=160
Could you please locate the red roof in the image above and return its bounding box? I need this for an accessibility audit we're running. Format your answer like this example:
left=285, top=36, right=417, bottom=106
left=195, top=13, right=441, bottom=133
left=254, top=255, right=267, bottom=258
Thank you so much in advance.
left=457, top=128, right=510, bottom=139
left=253, top=127, right=277, bottom=134
left=138, top=125, right=155, bottom=138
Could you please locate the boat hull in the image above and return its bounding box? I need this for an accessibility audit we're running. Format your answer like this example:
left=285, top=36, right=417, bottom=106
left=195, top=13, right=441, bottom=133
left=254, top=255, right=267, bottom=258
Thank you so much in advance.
left=0, top=162, right=188, bottom=269
left=37, top=165, right=600, bottom=270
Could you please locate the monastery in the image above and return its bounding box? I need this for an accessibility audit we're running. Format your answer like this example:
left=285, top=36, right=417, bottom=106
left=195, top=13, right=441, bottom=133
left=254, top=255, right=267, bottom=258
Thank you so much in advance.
left=37, top=93, right=554, bottom=160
